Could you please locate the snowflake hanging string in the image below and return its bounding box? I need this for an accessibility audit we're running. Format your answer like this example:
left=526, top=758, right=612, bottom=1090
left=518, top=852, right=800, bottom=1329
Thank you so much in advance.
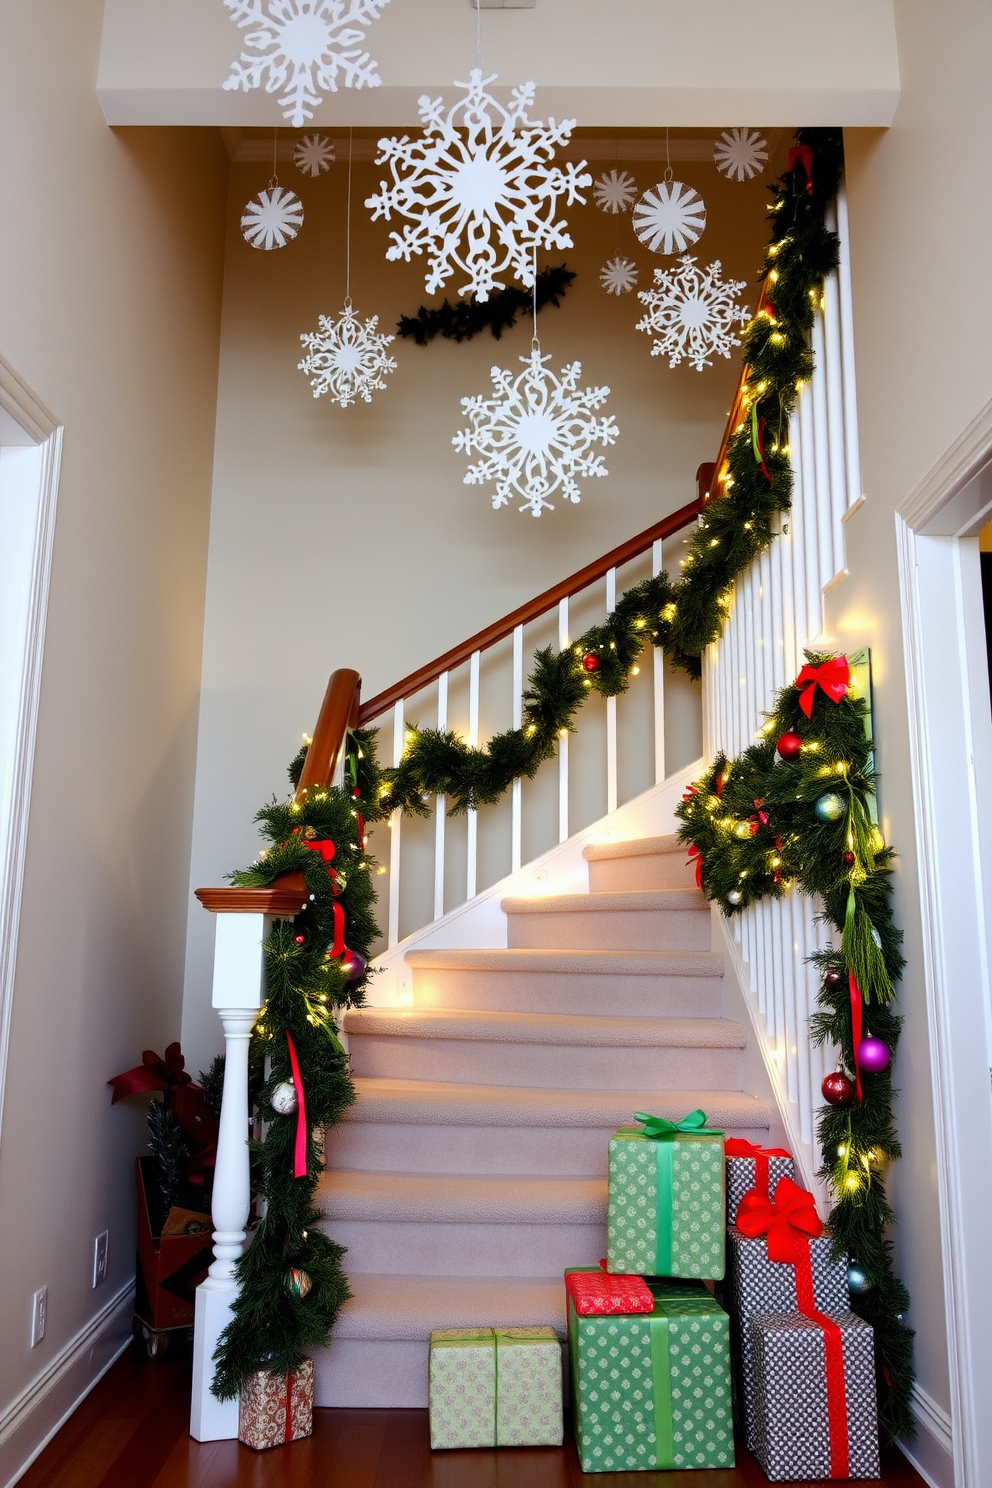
left=635, top=255, right=749, bottom=371
left=713, top=128, right=768, bottom=183
left=222, top=0, right=391, bottom=127
left=299, top=300, right=397, bottom=405
left=295, top=133, right=336, bottom=176
left=593, top=169, right=638, bottom=214
left=632, top=180, right=706, bottom=255
left=365, top=71, right=591, bottom=302
left=453, top=345, right=618, bottom=517
left=600, top=256, right=638, bottom=296
left=241, top=183, right=304, bottom=249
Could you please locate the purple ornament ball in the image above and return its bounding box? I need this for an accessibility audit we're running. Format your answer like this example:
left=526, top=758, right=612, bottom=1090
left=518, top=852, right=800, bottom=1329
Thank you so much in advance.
left=857, top=1036, right=891, bottom=1074
left=341, top=948, right=367, bottom=981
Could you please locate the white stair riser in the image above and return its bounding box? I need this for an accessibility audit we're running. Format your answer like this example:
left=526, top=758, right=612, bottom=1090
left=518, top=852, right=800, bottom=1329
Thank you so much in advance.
left=347, top=1034, right=743, bottom=1092
left=326, top=1119, right=772, bottom=1177
left=587, top=854, right=694, bottom=893
left=506, top=907, right=712, bottom=952
left=410, top=966, right=724, bottom=1017
left=323, top=1218, right=605, bottom=1277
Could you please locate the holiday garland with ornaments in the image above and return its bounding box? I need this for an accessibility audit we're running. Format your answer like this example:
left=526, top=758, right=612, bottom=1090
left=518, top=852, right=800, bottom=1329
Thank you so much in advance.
left=676, top=653, right=914, bottom=1438
left=397, top=264, right=576, bottom=345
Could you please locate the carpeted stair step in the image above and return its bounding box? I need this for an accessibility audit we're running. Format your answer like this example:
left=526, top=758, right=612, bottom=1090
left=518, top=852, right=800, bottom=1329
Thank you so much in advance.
left=502, top=889, right=712, bottom=952
left=584, top=833, right=693, bottom=893
left=343, top=1005, right=745, bottom=1090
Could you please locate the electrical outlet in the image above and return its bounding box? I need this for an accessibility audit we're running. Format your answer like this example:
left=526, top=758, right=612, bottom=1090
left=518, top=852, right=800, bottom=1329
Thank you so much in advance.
left=30, top=1286, right=47, bottom=1347
left=92, top=1231, right=109, bottom=1288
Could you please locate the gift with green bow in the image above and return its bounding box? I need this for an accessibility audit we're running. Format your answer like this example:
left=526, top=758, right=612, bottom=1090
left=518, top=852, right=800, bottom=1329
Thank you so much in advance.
left=606, top=1110, right=726, bottom=1279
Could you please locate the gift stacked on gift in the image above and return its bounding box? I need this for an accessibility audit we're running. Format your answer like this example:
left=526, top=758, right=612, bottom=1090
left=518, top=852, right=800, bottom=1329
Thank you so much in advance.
left=723, top=1137, right=881, bottom=1482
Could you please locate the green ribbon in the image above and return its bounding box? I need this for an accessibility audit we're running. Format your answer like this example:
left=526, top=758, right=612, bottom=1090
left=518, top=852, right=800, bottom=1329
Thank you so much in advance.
left=633, top=1108, right=711, bottom=1137
left=648, top=1312, right=674, bottom=1469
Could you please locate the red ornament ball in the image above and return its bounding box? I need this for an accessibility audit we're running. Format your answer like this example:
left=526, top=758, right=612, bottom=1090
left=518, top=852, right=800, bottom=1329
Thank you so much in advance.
left=582, top=653, right=600, bottom=673
left=351, top=787, right=361, bottom=799
left=776, top=730, right=802, bottom=760
left=294, top=934, right=306, bottom=946
left=821, top=1069, right=856, bottom=1107
left=842, top=851, right=856, bottom=867
left=824, top=969, right=842, bottom=987
left=857, top=1036, right=891, bottom=1074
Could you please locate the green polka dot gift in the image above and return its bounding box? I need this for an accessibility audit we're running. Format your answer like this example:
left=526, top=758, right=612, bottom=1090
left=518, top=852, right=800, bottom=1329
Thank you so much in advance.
left=606, top=1110, right=726, bottom=1279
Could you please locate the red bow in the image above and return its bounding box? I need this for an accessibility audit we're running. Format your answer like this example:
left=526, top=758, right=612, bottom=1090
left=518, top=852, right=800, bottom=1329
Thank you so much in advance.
left=788, top=143, right=815, bottom=195
left=304, top=838, right=346, bottom=956
left=794, top=656, right=850, bottom=718
left=687, top=843, right=703, bottom=888
left=725, top=1137, right=791, bottom=1202
left=108, top=1042, right=191, bottom=1102
left=682, top=784, right=698, bottom=803
left=108, top=1044, right=216, bottom=1177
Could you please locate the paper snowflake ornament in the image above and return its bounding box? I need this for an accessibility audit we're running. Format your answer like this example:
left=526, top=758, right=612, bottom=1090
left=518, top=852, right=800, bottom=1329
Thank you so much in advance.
left=593, top=169, right=637, bottom=214
left=295, top=133, right=335, bottom=176
left=299, top=300, right=397, bottom=406
left=453, top=346, right=618, bottom=517
left=222, top=0, right=391, bottom=127
left=713, top=128, right=768, bottom=183
left=636, top=255, right=749, bottom=371
left=241, top=185, right=304, bottom=249
left=365, top=70, right=591, bottom=302
left=600, top=256, right=638, bottom=296
left=632, top=180, right=706, bottom=255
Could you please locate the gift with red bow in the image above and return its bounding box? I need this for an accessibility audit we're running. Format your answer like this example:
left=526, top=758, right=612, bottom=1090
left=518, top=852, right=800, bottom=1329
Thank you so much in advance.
left=724, top=1137, right=794, bottom=1225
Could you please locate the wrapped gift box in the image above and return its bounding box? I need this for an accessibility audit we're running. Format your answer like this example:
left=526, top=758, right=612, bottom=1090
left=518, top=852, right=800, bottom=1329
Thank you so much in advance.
left=607, top=1118, right=725, bottom=1279
left=238, top=1358, right=314, bottom=1450
left=725, top=1225, right=848, bottom=1445
left=568, top=1273, right=734, bottom=1473
left=750, top=1310, right=880, bottom=1481
left=725, top=1142, right=794, bottom=1226
left=565, top=1267, right=654, bottom=1315
left=428, top=1327, right=563, bottom=1449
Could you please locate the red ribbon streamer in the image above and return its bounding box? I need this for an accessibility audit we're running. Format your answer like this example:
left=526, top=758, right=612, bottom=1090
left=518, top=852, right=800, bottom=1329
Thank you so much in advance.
left=724, top=1137, right=791, bottom=1201
left=788, top=143, right=815, bottom=195
left=849, top=971, right=864, bottom=1101
left=285, top=1032, right=309, bottom=1180
left=737, top=1178, right=850, bottom=1477
left=284, top=1370, right=297, bottom=1442
left=687, top=843, right=703, bottom=888
left=304, top=836, right=340, bottom=893
left=794, top=655, right=851, bottom=718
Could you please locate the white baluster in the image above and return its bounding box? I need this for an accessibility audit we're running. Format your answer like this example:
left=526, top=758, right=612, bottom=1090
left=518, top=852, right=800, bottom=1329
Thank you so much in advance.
left=466, top=649, right=480, bottom=899
left=434, top=673, right=448, bottom=920
left=558, top=599, right=569, bottom=842
left=605, top=567, right=618, bottom=813
left=652, top=539, right=666, bottom=781
left=834, top=182, right=864, bottom=510
left=511, top=626, right=523, bottom=871
left=388, top=701, right=403, bottom=948
left=191, top=911, right=268, bottom=1442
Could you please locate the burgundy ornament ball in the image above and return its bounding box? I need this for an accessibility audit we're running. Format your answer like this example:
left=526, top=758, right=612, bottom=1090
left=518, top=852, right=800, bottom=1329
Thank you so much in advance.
left=341, top=948, right=367, bottom=981
left=582, top=653, right=600, bottom=673
left=821, top=1069, right=856, bottom=1107
left=776, top=730, right=802, bottom=760
left=824, top=968, right=842, bottom=987
left=857, top=1036, right=891, bottom=1074
left=842, top=851, right=856, bottom=867
left=294, top=933, right=306, bottom=945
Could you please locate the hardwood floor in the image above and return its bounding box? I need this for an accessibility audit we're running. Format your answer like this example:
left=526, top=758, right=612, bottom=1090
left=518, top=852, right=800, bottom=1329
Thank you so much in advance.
left=19, top=1350, right=927, bottom=1488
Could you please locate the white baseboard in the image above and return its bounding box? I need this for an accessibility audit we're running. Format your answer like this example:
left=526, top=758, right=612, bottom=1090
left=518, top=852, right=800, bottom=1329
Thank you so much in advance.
left=897, top=1383, right=955, bottom=1488
left=0, top=1281, right=135, bottom=1488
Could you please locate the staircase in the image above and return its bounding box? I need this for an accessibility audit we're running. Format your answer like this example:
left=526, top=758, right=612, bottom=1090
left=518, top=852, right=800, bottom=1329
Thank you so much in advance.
left=315, top=832, right=771, bottom=1408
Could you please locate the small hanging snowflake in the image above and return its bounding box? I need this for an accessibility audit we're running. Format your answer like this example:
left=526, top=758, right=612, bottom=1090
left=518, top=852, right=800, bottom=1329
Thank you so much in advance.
left=299, top=300, right=397, bottom=405
left=632, top=180, right=706, bottom=255
left=241, top=184, right=304, bottom=249
left=222, top=0, right=391, bottom=127
left=636, top=255, right=749, bottom=371
left=713, top=128, right=768, bottom=183
left=453, top=346, right=618, bottom=517
left=600, top=257, right=638, bottom=296
left=365, top=70, right=591, bottom=302
left=295, top=133, right=335, bottom=176
left=593, top=169, right=637, bottom=214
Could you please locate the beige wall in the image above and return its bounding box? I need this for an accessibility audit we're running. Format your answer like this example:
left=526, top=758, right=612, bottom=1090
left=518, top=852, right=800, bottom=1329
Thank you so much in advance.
left=0, top=2, right=226, bottom=1469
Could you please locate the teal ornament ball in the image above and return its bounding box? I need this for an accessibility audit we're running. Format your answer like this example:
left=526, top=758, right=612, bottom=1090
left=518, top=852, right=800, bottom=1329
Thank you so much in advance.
left=847, top=1263, right=871, bottom=1295
left=814, top=791, right=846, bottom=823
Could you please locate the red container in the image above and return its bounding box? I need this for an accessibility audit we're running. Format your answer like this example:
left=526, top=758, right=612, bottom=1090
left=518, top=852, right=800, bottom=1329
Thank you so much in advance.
left=134, top=1157, right=213, bottom=1331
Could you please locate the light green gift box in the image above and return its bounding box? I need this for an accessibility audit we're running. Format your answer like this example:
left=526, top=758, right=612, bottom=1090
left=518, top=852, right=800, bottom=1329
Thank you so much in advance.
left=568, top=1275, right=735, bottom=1473
left=428, top=1327, right=563, bottom=1450
left=607, top=1109, right=725, bottom=1279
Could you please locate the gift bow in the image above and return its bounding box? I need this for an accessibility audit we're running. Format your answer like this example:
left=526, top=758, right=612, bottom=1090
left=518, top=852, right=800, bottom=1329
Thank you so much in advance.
left=107, top=1043, right=216, bottom=1178
left=108, top=1042, right=192, bottom=1102
left=302, top=838, right=346, bottom=957
left=788, top=143, right=815, bottom=195
left=795, top=656, right=850, bottom=718
left=725, top=1137, right=791, bottom=1204
left=634, top=1109, right=713, bottom=1139
left=686, top=843, right=703, bottom=889
left=736, top=1174, right=823, bottom=1262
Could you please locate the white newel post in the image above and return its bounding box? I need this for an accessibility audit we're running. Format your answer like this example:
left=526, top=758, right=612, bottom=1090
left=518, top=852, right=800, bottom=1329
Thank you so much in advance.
left=190, top=907, right=269, bottom=1442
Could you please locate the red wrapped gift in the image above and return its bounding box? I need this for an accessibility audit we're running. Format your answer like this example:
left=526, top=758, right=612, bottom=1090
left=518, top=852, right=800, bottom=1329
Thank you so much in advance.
left=565, top=1265, right=654, bottom=1315
left=238, top=1358, right=314, bottom=1450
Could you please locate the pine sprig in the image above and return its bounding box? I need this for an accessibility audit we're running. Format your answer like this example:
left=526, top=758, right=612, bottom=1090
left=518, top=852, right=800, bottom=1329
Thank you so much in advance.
left=397, top=265, right=576, bottom=344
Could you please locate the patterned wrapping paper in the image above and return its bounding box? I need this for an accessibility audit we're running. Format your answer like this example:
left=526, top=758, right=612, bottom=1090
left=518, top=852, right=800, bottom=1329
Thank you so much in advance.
left=607, top=1126, right=725, bottom=1278
left=725, top=1151, right=794, bottom=1226
left=724, top=1226, right=849, bottom=1446
left=568, top=1274, right=735, bottom=1474
left=564, top=1267, right=655, bottom=1315
left=238, top=1358, right=314, bottom=1450
left=750, top=1311, right=881, bottom=1481
left=428, top=1327, right=563, bottom=1450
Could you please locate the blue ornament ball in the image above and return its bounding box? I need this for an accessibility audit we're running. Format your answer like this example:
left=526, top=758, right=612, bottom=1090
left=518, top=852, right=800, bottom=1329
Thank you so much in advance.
left=815, top=791, right=846, bottom=823
left=847, top=1263, right=872, bottom=1295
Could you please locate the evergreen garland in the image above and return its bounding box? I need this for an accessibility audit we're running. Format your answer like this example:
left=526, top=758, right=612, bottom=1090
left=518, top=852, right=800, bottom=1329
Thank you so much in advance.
left=396, top=265, right=576, bottom=344
left=674, top=656, right=915, bottom=1439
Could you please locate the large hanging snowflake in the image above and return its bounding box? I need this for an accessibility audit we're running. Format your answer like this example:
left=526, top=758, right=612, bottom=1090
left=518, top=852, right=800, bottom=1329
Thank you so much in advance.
left=453, top=347, right=618, bottom=517
left=713, top=128, right=768, bottom=182
left=222, top=0, right=391, bottom=127
left=600, top=256, right=638, bottom=295
left=241, top=184, right=304, bottom=249
left=636, top=256, right=749, bottom=371
left=295, top=133, right=335, bottom=176
left=593, top=169, right=637, bottom=214
left=632, top=180, right=706, bottom=254
left=299, top=301, right=397, bottom=405
left=365, top=71, right=591, bottom=303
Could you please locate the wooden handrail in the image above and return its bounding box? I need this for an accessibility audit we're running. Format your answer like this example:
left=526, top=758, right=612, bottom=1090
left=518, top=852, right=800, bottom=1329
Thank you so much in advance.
left=295, top=667, right=362, bottom=801
left=358, top=497, right=704, bottom=725
left=702, top=279, right=770, bottom=501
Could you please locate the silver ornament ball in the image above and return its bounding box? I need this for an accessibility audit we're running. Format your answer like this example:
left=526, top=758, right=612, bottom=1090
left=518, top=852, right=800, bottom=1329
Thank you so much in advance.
left=727, top=889, right=742, bottom=905
left=270, top=1080, right=299, bottom=1116
left=815, top=791, right=846, bottom=823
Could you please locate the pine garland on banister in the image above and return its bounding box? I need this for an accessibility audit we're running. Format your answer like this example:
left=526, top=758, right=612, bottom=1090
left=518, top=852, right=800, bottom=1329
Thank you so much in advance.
left=675, top=655, right=915, bottom=1439
left=396, top=264, right=576, bottom=344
